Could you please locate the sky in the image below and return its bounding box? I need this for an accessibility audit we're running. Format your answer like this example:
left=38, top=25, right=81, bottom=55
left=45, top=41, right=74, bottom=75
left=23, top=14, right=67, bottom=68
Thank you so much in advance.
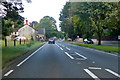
left=20, top=0, right=69, bottom=31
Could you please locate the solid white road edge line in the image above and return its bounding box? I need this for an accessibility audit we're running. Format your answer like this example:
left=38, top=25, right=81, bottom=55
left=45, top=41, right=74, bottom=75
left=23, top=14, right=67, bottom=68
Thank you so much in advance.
left=105, top=69, right=120, bottom=78
left=60, top=47, right=63, bottom=50
left=4, top=70, right=14, bottom=77
left=88, top=67, right=101, bottom=70
left=84, top=69, right=101, bottom=80
left=66, top=47, right=70, bottom=50
left=65, top=52, right=74, bottom=59
left=75, top=52, right=87, bottom=60
left=17, top=43, right=45, bottom=67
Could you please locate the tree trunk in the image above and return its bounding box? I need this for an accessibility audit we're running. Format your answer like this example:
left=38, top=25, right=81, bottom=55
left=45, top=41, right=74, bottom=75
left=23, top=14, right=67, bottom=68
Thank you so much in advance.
left=98, top=33, right=101, bottom=45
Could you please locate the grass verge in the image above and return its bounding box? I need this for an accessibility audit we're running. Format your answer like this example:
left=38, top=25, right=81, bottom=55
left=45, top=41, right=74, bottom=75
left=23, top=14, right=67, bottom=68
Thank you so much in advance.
left=2, top=41, right=44, bottom=68
left=71, top=43, right=119, bottom=53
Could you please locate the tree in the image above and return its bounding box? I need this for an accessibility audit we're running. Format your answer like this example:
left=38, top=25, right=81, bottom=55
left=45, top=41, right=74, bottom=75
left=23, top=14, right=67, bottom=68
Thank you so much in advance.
left=56, top=31, right=64, bottom=39
left=59, top=2, right=119, bottom=45
left=30, top=21, right=38, bottom=27
left=36, top=16, right=58, bottom=39
left=1, top=1, right=25, bottom=38
left=88, top=2, right=119, bottom=45
left=59, top=2, right=76, bottom=40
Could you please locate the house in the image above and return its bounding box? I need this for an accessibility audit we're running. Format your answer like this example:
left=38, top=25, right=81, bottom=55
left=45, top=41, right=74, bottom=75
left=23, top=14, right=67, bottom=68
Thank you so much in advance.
left=8, top=19, right=46, bottom=41
left=34, top=28, right=45, bottom=40
left=17, top=19, right=46, bottom=41
left=18, top=25, right=36, bottom=40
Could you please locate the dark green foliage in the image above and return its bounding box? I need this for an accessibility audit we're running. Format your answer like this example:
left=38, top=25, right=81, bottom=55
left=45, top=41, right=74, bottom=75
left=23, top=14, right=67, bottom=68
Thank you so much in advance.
left=1, top=1, right=24, bottom=38
left=36, top=16, right=58, bottom=39
left=30, top=21, right=38, bottom=27
left=59, top=2, right=119, bottom=45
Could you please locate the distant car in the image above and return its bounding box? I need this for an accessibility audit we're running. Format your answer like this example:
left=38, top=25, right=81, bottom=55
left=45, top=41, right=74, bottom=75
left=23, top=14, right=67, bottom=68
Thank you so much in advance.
left=14, top=37, right=26, bottom=41
left=48, top=38, right=55, bottom=44
left=84, top=38, right=94, bottom=44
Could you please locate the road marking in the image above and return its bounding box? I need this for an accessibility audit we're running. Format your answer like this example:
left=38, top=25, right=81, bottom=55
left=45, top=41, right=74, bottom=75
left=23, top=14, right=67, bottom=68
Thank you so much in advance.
left=84, top=69, right=101, bottom=80
left=75, top=52, right=87, bottom=60
left=56, top=44, right=60, bottom=48
left=89, top=67, right=101, bottom=70
left=105, top=69, right=120, bottom=78
left=65, top=52, right=74, bottom=59
left=92, top=61, right=95, bottom=64
left=60, top=47, right=63, bottom=50
left=17, top=44, right=45, bottom=66
left=66, top=47, right=70, bottom=50
left=4, top=70, right=14, bottom=76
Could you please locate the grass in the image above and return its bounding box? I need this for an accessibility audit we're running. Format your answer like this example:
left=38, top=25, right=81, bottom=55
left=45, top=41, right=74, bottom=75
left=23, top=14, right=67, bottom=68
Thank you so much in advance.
left=2, top=41, right=44, bottom=68
left=71, top=43, right=120, bottom=53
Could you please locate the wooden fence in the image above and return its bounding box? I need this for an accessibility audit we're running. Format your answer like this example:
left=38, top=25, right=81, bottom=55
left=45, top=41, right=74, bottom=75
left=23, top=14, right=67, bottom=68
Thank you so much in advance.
left=4, top=39, right=28, bottom=47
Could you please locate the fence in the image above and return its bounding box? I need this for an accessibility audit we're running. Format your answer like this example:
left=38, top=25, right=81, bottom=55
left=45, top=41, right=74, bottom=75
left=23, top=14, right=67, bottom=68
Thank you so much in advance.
left=3, top=39, right=29, bottom=47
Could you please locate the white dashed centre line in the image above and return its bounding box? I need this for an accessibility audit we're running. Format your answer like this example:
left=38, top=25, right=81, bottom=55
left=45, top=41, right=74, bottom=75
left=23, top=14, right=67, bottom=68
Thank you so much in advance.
left=60, top=47, right=63, bottom=50
left=84, top=69, right=101, bottom=80
left=65, top=52, right=74, bottom=59
left=56, top=44, right=60, bottom=48
left=75, top=52, right=87, bottom=60
left=105, top=69, right=120, bottom=78
left=4, top=70, right=14, bottom=77
left=89, top=67, right=101, bottom=70
left=66, top=47, right=70, bottom=50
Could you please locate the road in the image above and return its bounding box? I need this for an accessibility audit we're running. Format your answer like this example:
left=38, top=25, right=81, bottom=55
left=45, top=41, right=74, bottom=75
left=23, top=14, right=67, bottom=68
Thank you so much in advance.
left=2, top=40, right=120, bottom=79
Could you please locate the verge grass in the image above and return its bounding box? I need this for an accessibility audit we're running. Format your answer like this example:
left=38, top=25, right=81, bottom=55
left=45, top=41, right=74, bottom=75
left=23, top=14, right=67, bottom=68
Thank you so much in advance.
left=2, top=41, right=44, bottom=68
left=71, top=43, right=119, bottom=53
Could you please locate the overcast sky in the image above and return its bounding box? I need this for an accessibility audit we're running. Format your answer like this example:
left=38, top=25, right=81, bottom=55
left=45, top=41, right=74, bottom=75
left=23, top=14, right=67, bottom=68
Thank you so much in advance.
left=20, top=0, right=69, bottom=31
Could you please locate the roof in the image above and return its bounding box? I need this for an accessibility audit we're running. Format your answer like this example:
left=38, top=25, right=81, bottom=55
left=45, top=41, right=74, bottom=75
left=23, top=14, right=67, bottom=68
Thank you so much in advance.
left=19, top=25, right=35, bottom=31
left=34, top=28, right=45, bottom=35
left=13, top=28, right=19, bottom=32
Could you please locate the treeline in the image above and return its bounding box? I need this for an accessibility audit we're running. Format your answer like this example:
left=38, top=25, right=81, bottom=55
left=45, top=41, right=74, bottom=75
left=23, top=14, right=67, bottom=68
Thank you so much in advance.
left=35, top=16, right=64, bottom=39
left=59, top=2, right=119, bottom=45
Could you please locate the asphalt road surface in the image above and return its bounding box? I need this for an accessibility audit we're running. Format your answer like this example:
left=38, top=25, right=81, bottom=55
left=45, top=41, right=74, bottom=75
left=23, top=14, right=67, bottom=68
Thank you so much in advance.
left=3, top=40, right=120, bottom=79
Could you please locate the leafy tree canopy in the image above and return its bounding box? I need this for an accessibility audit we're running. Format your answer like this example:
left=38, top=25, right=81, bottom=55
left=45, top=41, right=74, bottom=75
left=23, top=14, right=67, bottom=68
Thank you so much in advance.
left=59, top=2, right=119, bottom=45
left=35, top=16, right=58, bottom=39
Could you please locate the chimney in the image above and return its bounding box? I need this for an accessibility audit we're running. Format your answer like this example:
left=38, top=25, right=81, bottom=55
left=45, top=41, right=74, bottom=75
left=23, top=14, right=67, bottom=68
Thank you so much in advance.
left=26, top=18, right=28, bottom=25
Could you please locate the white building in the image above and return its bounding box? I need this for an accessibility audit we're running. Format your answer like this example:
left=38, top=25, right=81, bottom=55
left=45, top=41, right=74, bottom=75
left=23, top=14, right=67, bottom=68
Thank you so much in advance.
left=18, top=25, right=36, bottom=40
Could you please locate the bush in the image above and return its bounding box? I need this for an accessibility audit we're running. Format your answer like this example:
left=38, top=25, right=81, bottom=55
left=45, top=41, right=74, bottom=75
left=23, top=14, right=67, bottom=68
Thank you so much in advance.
left=26, top=42, right=34, bottom=47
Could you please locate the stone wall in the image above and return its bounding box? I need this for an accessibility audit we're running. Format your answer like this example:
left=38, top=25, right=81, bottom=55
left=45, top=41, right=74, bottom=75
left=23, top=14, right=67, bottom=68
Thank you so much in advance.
left=18, top=25, right=36, bottom=40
